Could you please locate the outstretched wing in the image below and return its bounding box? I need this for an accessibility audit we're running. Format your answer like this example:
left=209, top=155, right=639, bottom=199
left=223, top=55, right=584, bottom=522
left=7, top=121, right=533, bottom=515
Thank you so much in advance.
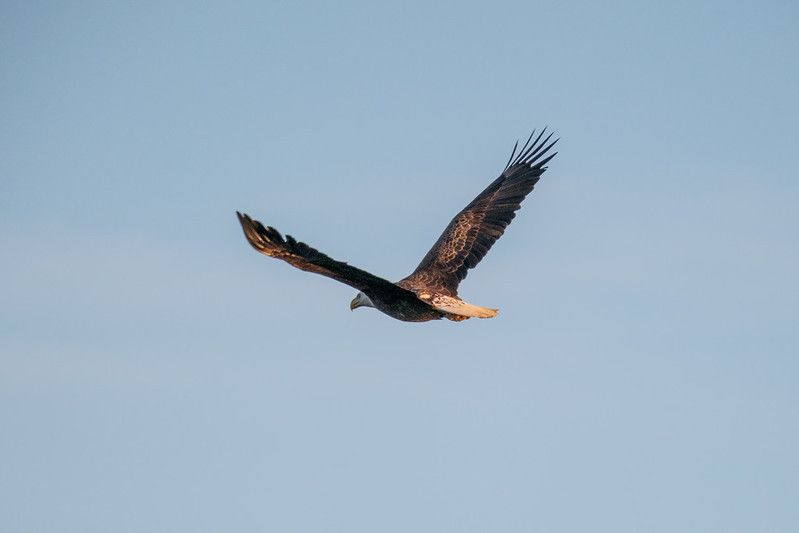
left=237, top=212, right=416, bottom=300
left=400, top=130, right=557, bottom=296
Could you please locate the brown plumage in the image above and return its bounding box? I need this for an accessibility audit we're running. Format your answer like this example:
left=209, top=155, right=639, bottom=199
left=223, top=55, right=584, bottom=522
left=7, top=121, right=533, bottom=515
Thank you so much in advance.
left=237, top=129, right=557, bottom=322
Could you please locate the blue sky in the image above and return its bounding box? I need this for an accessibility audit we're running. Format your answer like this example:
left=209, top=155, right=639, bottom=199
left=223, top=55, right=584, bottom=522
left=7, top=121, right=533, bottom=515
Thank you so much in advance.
left=2, top=1, right=797, bottom=532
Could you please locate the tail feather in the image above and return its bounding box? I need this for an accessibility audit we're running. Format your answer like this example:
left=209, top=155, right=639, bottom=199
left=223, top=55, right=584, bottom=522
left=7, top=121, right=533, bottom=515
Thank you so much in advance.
left=429, top=295, right=499, bottom=319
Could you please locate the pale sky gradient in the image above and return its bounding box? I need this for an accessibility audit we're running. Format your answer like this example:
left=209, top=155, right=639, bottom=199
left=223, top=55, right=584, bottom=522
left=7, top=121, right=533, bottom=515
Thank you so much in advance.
left=2, top=1, right=798, bottom=532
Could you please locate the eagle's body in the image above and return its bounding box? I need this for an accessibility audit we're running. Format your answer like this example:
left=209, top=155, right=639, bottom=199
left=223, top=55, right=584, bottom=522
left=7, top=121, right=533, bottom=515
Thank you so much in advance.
left=352, top=289, right=446, bottom=322
left=237, top=129, right=557, bottom=322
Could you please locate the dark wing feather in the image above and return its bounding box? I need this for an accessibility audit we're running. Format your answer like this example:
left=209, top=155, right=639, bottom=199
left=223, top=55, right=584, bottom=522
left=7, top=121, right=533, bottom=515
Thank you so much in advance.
left=400, top=130, right=557, bottom=296
left=236, top=212, right=416, bottom=301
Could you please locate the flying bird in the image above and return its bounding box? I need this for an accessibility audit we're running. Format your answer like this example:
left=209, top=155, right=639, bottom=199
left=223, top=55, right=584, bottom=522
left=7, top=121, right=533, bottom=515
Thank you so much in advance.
left=237, top=129, right=557, bottom=322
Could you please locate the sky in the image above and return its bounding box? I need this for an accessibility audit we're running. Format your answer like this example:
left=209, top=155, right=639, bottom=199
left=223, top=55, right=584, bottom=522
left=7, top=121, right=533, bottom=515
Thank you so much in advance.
left=1, top=1, right=798, bottom=531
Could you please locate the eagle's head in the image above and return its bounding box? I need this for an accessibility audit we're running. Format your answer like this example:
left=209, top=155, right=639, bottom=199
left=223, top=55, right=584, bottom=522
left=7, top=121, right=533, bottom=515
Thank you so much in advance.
left=350, top=291, right=374, bottom=311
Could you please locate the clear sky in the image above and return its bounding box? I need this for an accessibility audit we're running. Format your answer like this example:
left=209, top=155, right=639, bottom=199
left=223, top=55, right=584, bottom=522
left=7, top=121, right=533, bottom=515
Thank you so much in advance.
left=2, top=1, right=797, bottom=532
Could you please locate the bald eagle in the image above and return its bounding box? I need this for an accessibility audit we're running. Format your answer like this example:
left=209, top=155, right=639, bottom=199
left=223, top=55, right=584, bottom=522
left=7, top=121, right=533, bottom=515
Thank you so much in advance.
left=237, top=129, right=557, bottom=322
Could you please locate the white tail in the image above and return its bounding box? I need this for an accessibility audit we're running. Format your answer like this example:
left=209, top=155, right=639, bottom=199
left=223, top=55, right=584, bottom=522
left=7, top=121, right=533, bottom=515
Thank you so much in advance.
left=429, top=295, right=499, bottom=320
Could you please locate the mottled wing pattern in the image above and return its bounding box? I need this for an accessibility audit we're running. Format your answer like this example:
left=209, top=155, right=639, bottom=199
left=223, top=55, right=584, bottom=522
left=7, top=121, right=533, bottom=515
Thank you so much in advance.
left=236, top=212, right=416, bottom=300
left=400, top=130, right=557, bottom=296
